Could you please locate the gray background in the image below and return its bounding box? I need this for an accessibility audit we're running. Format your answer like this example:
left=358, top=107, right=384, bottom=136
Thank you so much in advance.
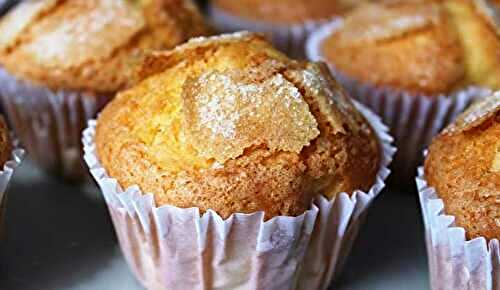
left=0, top=160, right=429, bottom=290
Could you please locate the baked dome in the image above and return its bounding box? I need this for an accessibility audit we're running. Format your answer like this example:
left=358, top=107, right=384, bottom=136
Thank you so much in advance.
left=213, top=0, right=362, bottom=24
left=321, top=0, right=500, bottom=95
left=425, top=92, right=500, bottom=240
left=95, top=32, right=381, bottom=219
left=0, top=0, right=210, bottom=93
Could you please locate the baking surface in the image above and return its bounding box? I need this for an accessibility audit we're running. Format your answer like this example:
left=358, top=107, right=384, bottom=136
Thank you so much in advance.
left=0, top=159, right=428, bottom=290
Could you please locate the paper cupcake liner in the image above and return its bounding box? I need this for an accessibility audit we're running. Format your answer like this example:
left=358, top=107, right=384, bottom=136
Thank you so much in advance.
left=0, top=68, right=112, bottom=181
left=0, top=140, right=25, bottom=237
left=83, top=102, right=395, bottom=290
left=306, top=19, right=492, bottom=184
left=416, top=167, right=499, bottom=290
left=209, top=5, right=337, bottom=59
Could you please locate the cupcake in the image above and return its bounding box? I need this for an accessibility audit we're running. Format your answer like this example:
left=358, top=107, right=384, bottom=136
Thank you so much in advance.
left=0, top=114, right=24, bottom=234
left=83, top=32, right=395, bottom=290
left=307, top=0, right=497, bottom=183
left=417, top=92, right=499, bottom=290
left=0, top=0, right=210, bottom=180
left=209, top=0, right=367, bottom=58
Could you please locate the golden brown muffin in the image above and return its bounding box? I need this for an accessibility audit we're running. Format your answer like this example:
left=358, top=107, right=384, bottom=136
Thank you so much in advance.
left=0, top=116, right=11, bottom=166
left=425, top=93, right=500, bottom=240
left=95, top=32, right=381, bottom=219
left=0, top=0, right=210, bottom=94
left=213, top=0, right=364, bottom=24
left=322, top=0, right=500, bottom=95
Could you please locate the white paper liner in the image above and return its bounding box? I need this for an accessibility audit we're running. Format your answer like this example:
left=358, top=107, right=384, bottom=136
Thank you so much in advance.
left=0, top=140, right=25, bottom=229
left=416, top=167, right=499, bottom=290
left=0, top=68, right=112, bottom=181
left=209, top=5, right=338, bottom=59
left=306, top=19, right=492, bottom=183
left=83, top=102, right=395, bottom=290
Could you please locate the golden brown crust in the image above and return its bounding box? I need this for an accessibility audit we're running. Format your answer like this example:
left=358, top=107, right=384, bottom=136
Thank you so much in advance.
left=445, top=0, right=500, bottom=90
left=425, top=94, right=500, bottom=241
left=0, top=0, right=210, bottom=94
left=472, top=0, right=500, bottom=35
left=213, top=0, right=363, bottom=24
left=95, top=33, right=380, bottom=219
left=0, top=116, right=12, bottom=167
left=321, top=0, right=500, bottom=95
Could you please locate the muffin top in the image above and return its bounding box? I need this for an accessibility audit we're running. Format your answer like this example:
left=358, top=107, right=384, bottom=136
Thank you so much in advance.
left=213, top=0, right=364, bottom=24
left=425, top=92, right=500, bottom=241
left=95, top=32, right=381, bottom=219
left=0, top=116, right=11, bottom=167
left=321, top=0, right=500, bottom=95
left=0, top=0, right=210, bottom=94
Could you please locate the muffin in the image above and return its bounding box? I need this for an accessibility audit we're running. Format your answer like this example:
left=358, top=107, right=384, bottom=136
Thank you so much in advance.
left=418, top=92, right=499, bottom=290
left=0, top=0, right=210, bottom=180
left=84, top=32, right=394, bottom=290
left=0, top=115, right=24, bottom=235
left=425, top=94, right=499, bottom=241
left=0, top=117, right=11, bottom=167
left=322, top=0, right=500, bottom=93
left=213, top=0, right=359, bottom=24
left=307, top=0, right=497, bottom=183
left=210, top=0, right=368, bottom=57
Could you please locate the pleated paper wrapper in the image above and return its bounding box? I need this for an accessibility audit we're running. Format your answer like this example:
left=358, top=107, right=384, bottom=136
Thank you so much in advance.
left=83, top=103, right=395, bottom=290
left=209, top=5, right=337, bottom=59
left=0, top=68, right=112, bottom=181
left=416, top=168, right=499, bottom=290
left=0, top=141, right=24, bottom=236
left=306, top=19, right=492, bottom=184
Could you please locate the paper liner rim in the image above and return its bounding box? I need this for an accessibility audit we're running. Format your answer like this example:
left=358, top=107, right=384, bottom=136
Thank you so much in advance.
left=0, top=138, right=24, bottom=179
left=416, top=166, right=499, bottom=256
left=0, top=67, right=112, bottom=99
left=0, top=137, right=25, bottom=204
left=1, top=148, right=24, bottom=177
left=82, top=101, right=395, bottom=224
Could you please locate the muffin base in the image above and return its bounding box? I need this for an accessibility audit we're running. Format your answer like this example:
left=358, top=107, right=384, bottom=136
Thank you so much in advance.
left=209, top=5, right=336, bottom=58
left=0, top=68, right=112, bottom=181
left=306, top=19, right=492, bottom=186
left=416, top=167, right=499, bottom=290
left=83, top=103, right=395, bottom=290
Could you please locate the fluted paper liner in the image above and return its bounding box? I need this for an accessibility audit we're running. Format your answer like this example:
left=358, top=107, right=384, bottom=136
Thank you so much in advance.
left=209, top=5, right=337, bottom=58
left=306, top=19, right=492, bottom=183
left=416, top=167, right=499, bottom=290
left=0, top=68, right=112, bottom=181
left=83, top=103, right=395, bottom=290
left=0, top=141, right=25, bottom=232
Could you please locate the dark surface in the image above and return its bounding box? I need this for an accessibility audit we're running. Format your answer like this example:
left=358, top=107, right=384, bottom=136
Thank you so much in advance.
left=0, top=159, right=429, bottom=290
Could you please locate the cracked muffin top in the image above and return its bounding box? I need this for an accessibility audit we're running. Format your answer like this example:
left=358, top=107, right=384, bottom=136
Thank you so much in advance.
left=0, top=0, right=210, bottom=94
left=425, top=92, right=500, bottom=241
left=212, top=0, right=364, bottom=24
left=95, top=32, right=381, bottom=219
left=321, top=0, right=500, bottom=95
